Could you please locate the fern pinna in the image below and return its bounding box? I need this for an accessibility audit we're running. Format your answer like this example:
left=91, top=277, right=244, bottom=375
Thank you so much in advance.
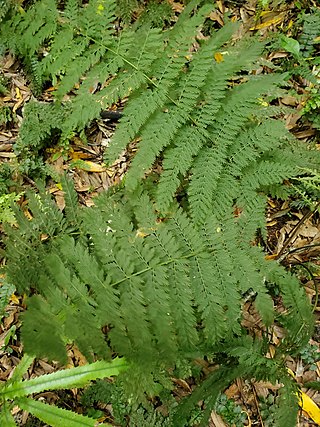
left=2, top=0, right=319, bottom=425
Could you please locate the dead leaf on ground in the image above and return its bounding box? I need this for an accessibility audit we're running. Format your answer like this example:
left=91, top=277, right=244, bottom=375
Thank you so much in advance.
left=250, top=11, right=286, bottom=30
left=209, top=411, right=228, bottom=427
left=70, top=159, right=106, bottom=172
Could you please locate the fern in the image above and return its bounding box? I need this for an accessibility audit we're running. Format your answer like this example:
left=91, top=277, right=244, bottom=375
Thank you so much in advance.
left=289, top=168, right=320, bottom=209
left=2, top=1, right=319, bottom=425
left=299, top=8, right=320, bottom=58
left=0, top=0, right=12, bottom=23
left=2, top=0, right=207, bottom=173
left=4, top=179, right=314, bottom=422
left=173, top=336, right=300, bottom=427
left=0, top=280, right=15, bottom=320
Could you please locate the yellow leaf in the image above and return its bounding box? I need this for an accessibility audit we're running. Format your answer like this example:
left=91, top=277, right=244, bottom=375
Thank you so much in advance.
left=71, top=160, right=106, bottom=173
left=10, top=294, right=19, bottom=304
left=214, top=52, right=224, bottom=63
left=298, top=391, right=320, bottom=424
left=250, top=13, right=285, bottom=30
left=287, top=19, right=294, bottom=31
left=24, top=209, right=33, bottom=220
left=69, top=151, right=92, bottom=160
left=287, top=367, right=295, bottom=377
left=265, top=254, right=278, bottom=260
left=287, top=368, right=320, bottom=424
left=136, top=229, right=150, bottom=238
left=15, top=87, right=22, bottom=99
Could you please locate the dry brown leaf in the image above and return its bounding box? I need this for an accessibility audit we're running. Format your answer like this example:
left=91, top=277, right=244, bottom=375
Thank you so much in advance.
left=294, top=128, right=317, bottom=139
left=210, top=411, right=228, bottom=427
left=171, top=378, right=191, bottom=392
left=281, top=95, right=298, bottom=106
left=208, top=10, right=224, bottom=26
left=225, top=383, right=238, bottom=399
left=167, top=0, right=184, bottom=12
left=54, top=191, right=65, bottom=211
left=0, top=152, right=16, bottom=157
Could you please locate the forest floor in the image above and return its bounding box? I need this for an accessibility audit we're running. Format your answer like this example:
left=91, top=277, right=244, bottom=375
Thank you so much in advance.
left=0, top=0, right=320, bottom=426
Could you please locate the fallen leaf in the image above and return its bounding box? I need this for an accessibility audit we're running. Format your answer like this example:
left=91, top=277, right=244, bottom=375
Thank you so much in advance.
left=167, top=0, right=184, bottom=13
left=281, top=95, right=298, bottom=106
left=171, top=378, right=191, bottom=392
left=250, top=12, right=285, bottom=30
left=298, top=391, right=320, bottom=424
left=70, top=159, right=106, bottom=172
left=55, top=192, right=65, bottom=211
left=15, top=87, right=22, bottom=99
left=214, top=52, right=224, bottom=63
left=210, top=411, right=228, bottom=427
left=265, top=254, right=278, bottom=260
left=294, top=128, right=316, bottom=139
left=288, top=368, right=320, bottom=424
left=10, top=294, right=19, bottom=305
left=208, top=10, right=224, bottom=27
left=70, top=151, right=92, bottom=160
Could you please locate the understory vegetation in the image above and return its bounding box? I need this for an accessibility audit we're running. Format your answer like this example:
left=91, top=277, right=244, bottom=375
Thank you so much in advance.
left=0, top=0, right=320, bottom=426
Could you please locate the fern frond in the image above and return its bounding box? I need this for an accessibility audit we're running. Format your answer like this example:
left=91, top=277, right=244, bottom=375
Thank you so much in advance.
left=1, top=0, right=58, bottom=57
left=274, top=376, right=299, bottom=427
left=169, top=210, right=228, bottom=344
left=106, top=5, right=218, bottom=164
left=156, top=126, right=207, bottom=211
left=299, top=8, right=320, bottom=57
left=2, top=2, right=317, bottom=418
left=124, top=20, right=238, bottom=190
left=173, top=363, right=245, bottom=427
left=249, top=246, right=313, bottom=349
left=0, top=281, right=15, bottom=320
left=22, top=295, right=68, bottom=363
left=227, top=120, right=288, bottom=176
left=116, top=0, right=137, bottom=23
left=60, top=175, right=79, bottom=226
left=64, top=0, right=80, bottom=23
left=188, top=75, right=284, bottom=224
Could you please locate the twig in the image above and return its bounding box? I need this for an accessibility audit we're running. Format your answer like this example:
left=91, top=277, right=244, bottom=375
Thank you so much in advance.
left=276, top=201, right=320, bottom=262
